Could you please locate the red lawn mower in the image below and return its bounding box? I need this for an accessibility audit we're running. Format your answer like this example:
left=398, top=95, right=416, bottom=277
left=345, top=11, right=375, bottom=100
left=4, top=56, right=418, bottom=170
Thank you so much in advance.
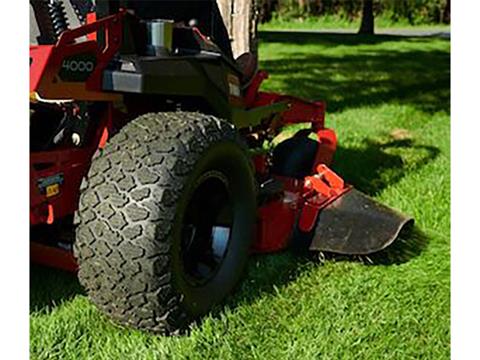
left=30, top=0, right=412, bottom=334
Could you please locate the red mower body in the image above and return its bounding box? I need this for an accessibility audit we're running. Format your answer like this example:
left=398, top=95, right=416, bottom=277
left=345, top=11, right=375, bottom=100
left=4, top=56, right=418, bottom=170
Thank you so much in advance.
left=30, top=6, right=411, bottom=275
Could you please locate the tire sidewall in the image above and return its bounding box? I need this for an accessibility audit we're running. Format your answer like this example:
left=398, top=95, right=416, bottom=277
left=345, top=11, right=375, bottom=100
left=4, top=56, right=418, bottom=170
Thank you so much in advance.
left=169, top=140, right=256, bottom=316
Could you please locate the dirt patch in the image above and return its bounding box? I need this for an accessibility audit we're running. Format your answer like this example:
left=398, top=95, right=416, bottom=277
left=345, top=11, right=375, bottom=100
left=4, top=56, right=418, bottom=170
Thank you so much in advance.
left=390, top=128, right=413, bottom=141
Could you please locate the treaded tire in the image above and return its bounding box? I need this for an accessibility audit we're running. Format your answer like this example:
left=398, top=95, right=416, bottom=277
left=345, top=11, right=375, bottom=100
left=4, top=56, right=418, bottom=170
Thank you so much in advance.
left=74, top=112, right=256, bottom=334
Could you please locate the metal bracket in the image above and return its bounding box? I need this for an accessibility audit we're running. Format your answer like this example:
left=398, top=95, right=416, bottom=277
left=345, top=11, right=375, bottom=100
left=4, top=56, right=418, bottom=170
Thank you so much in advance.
left=298, top=165, right=350, bottom=232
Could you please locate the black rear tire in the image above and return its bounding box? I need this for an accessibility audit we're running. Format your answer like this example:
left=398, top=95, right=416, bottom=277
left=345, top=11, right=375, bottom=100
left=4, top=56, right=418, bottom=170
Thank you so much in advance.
left=74, top=112, right=256, bottom=334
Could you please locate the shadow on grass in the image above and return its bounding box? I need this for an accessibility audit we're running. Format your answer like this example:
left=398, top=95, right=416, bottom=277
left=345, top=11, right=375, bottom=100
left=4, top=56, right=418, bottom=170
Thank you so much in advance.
left=221, top=252, right=313, bottom=310
left=30, top=263, right=83, bottom=314
left=259, top=30, right=449, bottom=46
left=334, top=138, right=440, bottom=196
left=368, top=225, right=429, bottom=265
left=259, top=33, right=450, bottom=115
left=214, top=225, right=429, bottom=322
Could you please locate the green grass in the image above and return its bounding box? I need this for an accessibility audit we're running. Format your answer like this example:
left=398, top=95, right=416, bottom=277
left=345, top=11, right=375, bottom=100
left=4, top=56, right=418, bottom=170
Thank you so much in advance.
left=260, top=15, right=450, bottom=32
left=30, top=32, right=450, bottom=359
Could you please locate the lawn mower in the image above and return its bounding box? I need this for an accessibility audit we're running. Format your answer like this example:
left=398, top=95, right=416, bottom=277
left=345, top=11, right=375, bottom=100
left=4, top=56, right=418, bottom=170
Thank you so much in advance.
left=30, top=0, right=413, bottom=334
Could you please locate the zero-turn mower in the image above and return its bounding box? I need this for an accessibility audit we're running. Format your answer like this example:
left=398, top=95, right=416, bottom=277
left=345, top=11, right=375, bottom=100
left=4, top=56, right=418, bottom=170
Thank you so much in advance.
left=30, top=0, right=413, bottom=334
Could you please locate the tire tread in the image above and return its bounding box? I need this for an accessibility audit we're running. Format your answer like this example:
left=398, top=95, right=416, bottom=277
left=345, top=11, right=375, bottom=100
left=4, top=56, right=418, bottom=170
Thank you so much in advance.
left=74, top=112, right=239, bottom=334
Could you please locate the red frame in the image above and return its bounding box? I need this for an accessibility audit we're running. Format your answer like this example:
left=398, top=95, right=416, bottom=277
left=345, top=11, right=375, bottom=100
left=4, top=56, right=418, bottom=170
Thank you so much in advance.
left=30, top=105, right=113, bottom=226
left=31, top=11, right=125, bottom=101
left=30, top=242, right=77, bottom=272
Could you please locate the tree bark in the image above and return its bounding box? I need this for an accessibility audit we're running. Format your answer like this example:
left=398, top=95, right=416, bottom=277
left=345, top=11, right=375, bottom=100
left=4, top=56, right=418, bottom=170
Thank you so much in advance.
left=298, top=0, right=306, bottom=13
left=442, top=0, right=450, bottom=24
left=216, top=0, right=258, bottom=58
left=358, top=0, right=374, bottom=34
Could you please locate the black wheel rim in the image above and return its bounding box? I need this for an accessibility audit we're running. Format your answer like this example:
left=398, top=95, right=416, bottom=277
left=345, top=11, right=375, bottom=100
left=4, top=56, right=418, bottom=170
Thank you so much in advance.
left=180, top=171, right=233, bottom=286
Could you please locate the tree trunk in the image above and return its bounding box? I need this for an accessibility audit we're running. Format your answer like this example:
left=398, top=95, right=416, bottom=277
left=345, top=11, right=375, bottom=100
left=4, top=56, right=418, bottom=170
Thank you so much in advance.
left=259, top=0, right=277, bottom=23
left=442, top=0, right=450, bottom=24
left=298, top=0, right=306, bottom=13
left=216, top=0, right=258, bottom=58
left=358, top=0, right=374, bottom=34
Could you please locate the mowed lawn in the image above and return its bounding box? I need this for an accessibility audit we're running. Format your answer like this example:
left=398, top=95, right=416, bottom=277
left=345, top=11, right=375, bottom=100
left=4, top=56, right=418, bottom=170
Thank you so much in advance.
left=30, top=32, right=450, bottom=359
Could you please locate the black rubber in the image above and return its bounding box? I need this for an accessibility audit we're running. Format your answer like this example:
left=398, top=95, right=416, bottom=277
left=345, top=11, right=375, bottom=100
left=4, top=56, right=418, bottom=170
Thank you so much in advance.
left=272, top=129, right=319, bottom=179
left=74, top=112, right=256, bottom=334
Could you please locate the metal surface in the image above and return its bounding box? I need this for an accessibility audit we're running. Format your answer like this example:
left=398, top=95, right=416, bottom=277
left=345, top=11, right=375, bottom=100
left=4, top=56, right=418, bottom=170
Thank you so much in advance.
left=30, top=241, right=77, bottom=272
left=32, top=10, right=124, bottom=101
left=145, top=19, right=174, bottom=55
left=30, top=104, right=113, bottom=226
left=309, top=188, right=413, bottom=254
